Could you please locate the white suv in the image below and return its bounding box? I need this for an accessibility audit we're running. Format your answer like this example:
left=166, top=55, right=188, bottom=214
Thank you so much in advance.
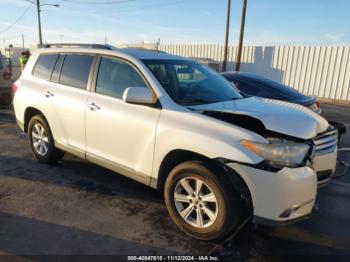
left=13, top=44, right=337, bottom=241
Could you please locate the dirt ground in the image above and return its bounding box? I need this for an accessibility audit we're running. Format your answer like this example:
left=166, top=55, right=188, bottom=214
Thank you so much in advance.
left=0, top=103, right=349, bottom=260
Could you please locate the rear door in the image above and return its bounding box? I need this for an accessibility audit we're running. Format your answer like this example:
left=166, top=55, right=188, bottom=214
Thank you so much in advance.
left=39, top=53, right=95, bottom=153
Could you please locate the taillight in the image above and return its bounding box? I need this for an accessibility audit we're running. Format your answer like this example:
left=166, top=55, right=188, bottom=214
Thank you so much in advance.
left=12, top=82, right=19, bottom=95
left=315, top=101, right=320, bottom=109
left=3, top=71, right=12, bottom=80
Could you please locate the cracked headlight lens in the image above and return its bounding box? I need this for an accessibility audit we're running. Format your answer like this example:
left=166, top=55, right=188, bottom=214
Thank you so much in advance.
left=240, top=139, right=311, bottom=168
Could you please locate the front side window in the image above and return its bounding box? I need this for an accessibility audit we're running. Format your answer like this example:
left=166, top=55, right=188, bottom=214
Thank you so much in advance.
left=95, top=56, right=148, bottom=99
left=33, top=54, right=58, bottom=80
left=143, top=59, right=242, bottom=105
left=59, top=54, right=94, bottom=89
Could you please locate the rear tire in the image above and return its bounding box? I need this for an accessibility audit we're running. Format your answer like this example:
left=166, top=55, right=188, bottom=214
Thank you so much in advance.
left=164, top=161, right=242, bottom=241
left=28, top=115, right=64, bottom=164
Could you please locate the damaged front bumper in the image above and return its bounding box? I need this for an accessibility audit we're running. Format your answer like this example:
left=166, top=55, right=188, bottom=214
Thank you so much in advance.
left=312, top=127, right=338, bottom=185
left=226, top=163, right=317, bottom=225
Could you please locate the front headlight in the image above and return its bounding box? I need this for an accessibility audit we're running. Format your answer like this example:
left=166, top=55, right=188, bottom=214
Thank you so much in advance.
left=240, top=139, right=311, bottom=168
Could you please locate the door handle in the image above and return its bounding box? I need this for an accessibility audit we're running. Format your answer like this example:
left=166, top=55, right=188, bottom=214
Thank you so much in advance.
left=45, top=91, right=54, bottom=98
left=87, top=102, right=101, bottom=111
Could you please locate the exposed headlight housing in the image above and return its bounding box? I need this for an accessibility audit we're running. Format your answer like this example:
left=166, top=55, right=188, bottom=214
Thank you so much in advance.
left=240, top=138, right=311, bottom=168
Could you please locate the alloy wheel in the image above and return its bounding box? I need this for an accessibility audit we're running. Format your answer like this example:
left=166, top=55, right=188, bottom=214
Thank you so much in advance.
left=31, top=123, right=49, bottom=156
left=174, top=177, right=218, bottom=228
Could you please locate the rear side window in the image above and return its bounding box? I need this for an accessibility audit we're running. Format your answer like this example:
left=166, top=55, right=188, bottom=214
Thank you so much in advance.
left=33, top=54, right=58, bottom=80
left=60, top=54, right=94, bottom=89
left=51, top=55, right=64, bottom=83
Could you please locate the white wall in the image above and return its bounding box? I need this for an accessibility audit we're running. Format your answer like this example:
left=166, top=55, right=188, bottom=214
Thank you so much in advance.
left=159, top=44, right=350, bottom=102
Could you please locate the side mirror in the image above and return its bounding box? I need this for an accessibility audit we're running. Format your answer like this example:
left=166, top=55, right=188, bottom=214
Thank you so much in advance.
left=123, top=87, right=154, bottom=105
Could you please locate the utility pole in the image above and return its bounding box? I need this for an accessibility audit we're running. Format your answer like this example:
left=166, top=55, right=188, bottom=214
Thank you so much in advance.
left=236, top=0, right=248, bottom=71
left=156, top=38, right=160, bottom=50
left=21, top=34, right=24, bottom=48
left=36, top=0, right=43, bottom=45
left=222, top=0, right=231, bottom=72
left=26, top=0, right=59, bottom=45
left=104, top=34, right=107, bottom=44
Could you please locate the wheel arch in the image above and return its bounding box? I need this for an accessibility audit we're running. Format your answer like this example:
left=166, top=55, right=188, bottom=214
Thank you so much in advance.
left=24, top=107, right=46, bottom=133
left=157, top=149, right=212, bottom=191
left=156, top=149, right=253, bottom=217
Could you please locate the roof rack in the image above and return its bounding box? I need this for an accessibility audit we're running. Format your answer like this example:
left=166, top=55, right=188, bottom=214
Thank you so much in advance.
left=121, top=47, right=166, bottom=53
left=39, top=43, right=113, bottom=50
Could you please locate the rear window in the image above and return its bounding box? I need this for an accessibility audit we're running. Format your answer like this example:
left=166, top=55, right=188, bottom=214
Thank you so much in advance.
left=235, top=80, right=262, bottom=96
left=59, top=54, right=94, bottom=89
left=33, top=54, right=59, bottom=80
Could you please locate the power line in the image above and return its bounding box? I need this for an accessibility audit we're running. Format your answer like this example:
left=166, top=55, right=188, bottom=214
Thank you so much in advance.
left=0, top=4, right=33, bottom=33
left=23, top=0, right=35, bottom=4
left=61, top=0, right=136, bottom=5
left=2, top=35, right=23, bottom=41
left=85, top=0, right=200, bottom=13
left=2, top=34, right=35, bottom=41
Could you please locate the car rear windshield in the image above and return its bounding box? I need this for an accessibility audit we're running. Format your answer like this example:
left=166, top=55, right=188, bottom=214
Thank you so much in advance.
left=142, top=59, right=242, bottom=106
left=240, top=74, right=303, bottom=99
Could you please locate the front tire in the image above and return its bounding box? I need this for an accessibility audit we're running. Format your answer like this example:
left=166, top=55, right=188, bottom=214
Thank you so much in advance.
left=164, top=161, right=242, bottom=241
left=28, top=115, right=64, bottom=164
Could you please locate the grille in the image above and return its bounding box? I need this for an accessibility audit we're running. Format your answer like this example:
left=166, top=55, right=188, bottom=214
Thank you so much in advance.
left=313, top=127, right=338, bottom=156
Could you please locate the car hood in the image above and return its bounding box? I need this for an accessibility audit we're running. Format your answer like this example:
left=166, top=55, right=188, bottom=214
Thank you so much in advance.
left=187, top=97, right=329, bottom=140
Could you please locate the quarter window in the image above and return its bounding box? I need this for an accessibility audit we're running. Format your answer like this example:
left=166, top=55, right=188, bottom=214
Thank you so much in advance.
left=59, top=54, right=94, bottom=89
left=96, top=56, right=148, bottom=99
left=33, top=54, right=58, bottom=80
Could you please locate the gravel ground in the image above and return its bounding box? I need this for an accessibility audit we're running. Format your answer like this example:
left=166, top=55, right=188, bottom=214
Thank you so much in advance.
left=0, top=103, right=349, bottom=260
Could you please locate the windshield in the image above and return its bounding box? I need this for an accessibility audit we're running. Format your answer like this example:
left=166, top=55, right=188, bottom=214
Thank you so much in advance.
left=142, top=59, right=242, bottom=105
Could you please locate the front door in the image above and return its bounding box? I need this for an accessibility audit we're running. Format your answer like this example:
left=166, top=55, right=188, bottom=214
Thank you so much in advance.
left=85, top=56, right=160, bottom=182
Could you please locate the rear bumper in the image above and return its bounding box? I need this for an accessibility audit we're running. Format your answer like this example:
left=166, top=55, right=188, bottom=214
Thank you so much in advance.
left=0, top=86, right=11, bottom=95
left=0, top=87, right=13, bottom=105
left=226, top=163, right=317, bottom=225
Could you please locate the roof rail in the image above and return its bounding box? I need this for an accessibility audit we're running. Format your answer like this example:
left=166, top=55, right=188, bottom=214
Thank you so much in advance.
left=121, top=47, right=166, bottom=53
left=39, top=43, right=113, bottom=50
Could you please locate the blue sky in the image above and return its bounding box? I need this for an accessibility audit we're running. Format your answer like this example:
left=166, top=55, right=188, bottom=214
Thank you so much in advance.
left=0, top=0, right=349, bottom=48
